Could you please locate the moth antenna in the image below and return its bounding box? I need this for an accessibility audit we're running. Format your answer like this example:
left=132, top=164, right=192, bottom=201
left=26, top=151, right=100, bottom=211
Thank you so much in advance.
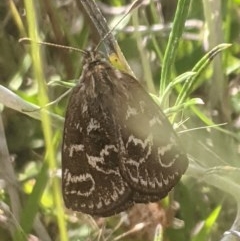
left=19, top=37, right=88, bottom=55
left=94, top=0, right=144, bottom=51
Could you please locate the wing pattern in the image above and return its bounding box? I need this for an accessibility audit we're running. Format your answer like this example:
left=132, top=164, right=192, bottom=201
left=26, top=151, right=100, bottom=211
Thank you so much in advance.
left=62, top=51, right=188, bottom=217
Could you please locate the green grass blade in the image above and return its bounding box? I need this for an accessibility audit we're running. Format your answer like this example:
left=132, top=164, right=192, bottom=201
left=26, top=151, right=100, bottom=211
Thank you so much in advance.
left=160, top=0, right=191, bottom=102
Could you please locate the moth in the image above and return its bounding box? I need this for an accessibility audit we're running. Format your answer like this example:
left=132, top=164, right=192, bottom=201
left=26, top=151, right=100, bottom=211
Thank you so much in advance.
left=62, top=50, right=188, bottom=217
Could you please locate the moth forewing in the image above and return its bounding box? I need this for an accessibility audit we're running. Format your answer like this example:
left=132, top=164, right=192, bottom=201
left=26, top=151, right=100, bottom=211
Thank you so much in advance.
left=107, top=69, right=188, bottom=197
left=62, top=52, right=133, bottom=216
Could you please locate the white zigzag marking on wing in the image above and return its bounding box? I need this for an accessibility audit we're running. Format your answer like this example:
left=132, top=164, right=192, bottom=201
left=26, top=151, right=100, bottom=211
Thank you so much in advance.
left=157, top=144, right=173, bottom=156
left=126, top=135, right=153, bottom=162
left=125, top=135, right=154, bottom=187
left=126, top=105, right=138, bottom=120
left=69, top=144, right=84, bottom=157
left=93, top=180, right=126, bottom=209
left=64, top=169, right=95, bottom=197
left=149, top=116, right=162, bottom=126
left=87, top=118, right=100, bottom=134
left=158, top=137, right=178, bottom=167
left=87, top=145, right=119, bottom=174
left=100, top=145, right=118, bottom=157
left=126, top=134, right=153, bottom=149
left=125, top=160, right=165, bottom=188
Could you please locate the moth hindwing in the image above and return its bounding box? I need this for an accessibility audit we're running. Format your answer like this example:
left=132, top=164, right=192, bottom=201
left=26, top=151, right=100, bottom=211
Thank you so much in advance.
left=62, top=50, right=188, bottom=217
